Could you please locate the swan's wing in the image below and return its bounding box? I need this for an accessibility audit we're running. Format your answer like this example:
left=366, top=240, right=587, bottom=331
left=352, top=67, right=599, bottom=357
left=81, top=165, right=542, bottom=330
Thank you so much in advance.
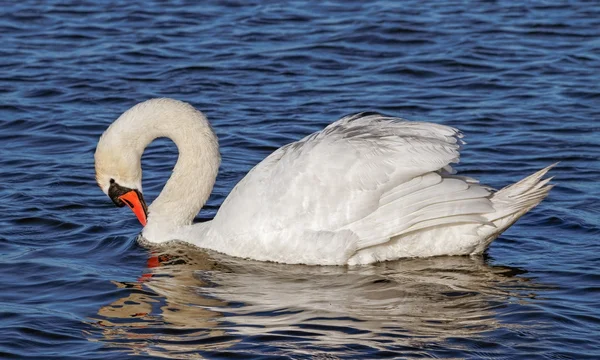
left=213, top=113, right=492, bottom=261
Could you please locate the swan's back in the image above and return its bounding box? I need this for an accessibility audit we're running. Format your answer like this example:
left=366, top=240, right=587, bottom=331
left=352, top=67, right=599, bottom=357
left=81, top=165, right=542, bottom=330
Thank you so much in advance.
left=203, top=113, right=508, bottom=264
left=215, top=113, right=463, bottom=228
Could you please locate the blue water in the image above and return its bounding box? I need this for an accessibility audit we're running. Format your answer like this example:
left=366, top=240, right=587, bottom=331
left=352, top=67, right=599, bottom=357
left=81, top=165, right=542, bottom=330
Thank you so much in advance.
left=1, top=1, right=599, bottom=358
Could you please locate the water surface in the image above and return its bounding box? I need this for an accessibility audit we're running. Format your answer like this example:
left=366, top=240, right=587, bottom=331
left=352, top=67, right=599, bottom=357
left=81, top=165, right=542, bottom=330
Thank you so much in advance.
left=1, top=1, right=599, bottom=359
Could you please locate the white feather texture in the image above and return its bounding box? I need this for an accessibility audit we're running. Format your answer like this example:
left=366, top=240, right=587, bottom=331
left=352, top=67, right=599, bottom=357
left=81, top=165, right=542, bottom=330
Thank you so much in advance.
left=95, top=99, right=554, bottom=265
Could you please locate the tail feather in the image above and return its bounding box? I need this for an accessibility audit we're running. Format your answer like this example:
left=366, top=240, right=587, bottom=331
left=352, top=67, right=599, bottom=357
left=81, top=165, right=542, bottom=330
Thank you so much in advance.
left=472, top=163, right=556, bottom=254
left=507, top=163, right=556, bottom=191
left=487, top=163, right=556, bottom=222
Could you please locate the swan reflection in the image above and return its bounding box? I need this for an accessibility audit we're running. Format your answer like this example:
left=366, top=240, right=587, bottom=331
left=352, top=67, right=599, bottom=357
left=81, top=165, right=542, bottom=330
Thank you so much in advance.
left=89, top=243, right=547, bottom=358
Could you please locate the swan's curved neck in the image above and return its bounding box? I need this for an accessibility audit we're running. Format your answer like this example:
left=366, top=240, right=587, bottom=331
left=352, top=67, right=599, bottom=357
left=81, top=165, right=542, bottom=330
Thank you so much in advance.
left=111, top=99, right=220, bottom=234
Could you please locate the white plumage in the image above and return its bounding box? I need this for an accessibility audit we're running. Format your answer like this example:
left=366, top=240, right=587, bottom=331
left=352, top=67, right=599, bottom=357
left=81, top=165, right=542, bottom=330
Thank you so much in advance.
left=95, top=98, right=554, bottom=265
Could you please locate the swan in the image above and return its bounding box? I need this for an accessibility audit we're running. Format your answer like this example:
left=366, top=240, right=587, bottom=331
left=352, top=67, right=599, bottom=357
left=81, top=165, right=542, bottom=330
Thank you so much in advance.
left=95, top=98, right=554, bottom=265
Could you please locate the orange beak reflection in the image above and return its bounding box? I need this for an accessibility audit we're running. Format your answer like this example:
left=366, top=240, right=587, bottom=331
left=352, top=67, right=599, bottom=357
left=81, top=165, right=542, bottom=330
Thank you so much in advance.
left=118, top=190, right=148, bottom=226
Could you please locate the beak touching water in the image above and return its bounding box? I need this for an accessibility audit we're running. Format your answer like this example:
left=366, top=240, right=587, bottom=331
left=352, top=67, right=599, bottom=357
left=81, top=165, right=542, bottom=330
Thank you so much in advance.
left=118, top=190, right=148, bottom=226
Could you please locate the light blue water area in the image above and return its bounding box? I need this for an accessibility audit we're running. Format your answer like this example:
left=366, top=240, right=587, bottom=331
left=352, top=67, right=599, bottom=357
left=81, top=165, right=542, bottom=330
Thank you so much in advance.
left=1, top=1, right=599, bottom=359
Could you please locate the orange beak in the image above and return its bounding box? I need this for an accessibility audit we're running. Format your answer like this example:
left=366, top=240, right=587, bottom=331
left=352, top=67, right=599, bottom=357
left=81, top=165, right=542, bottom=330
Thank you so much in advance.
left=118, top=190, right=148, bottom=226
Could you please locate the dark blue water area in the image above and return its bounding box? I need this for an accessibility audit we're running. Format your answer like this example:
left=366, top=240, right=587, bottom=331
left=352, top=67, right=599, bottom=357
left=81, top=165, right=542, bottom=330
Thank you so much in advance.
left=1, top=0, right=599, bottom=359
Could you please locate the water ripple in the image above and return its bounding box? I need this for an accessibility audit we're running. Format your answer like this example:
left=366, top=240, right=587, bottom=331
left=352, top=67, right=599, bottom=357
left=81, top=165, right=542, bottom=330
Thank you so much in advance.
left=1, top=0, right=599, bottom=358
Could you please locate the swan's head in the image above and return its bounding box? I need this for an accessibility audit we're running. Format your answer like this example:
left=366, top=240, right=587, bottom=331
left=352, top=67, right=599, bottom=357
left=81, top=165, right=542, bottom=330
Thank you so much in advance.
left=95, top=114, right=149, bottom=227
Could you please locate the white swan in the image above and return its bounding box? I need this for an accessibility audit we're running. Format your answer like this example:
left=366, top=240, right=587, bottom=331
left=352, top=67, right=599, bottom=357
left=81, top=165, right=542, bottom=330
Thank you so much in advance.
left=95, top=98, right=554, bottom=265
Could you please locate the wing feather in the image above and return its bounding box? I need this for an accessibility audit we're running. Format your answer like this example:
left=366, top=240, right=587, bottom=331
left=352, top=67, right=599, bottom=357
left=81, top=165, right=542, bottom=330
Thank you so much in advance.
left=213, top=113, right=491, bottom=260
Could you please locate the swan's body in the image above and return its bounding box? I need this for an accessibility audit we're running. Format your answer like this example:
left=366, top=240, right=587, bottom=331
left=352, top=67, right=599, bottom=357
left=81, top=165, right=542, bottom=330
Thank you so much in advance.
left=95, top=98, right=554, bottom=265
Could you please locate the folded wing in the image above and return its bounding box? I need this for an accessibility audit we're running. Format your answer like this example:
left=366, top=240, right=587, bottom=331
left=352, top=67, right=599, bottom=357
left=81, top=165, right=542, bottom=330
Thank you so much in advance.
left=214, top=113, right=494, bottom=260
